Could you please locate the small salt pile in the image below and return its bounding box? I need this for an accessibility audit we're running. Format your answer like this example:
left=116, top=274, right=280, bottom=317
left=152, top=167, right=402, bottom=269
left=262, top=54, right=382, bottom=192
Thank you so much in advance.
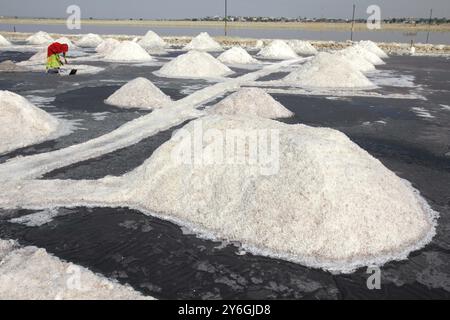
left=54, top=37, right=76, bottom=48
left=184, top=32, right=223, bottom=51
left=0, top=34, right=11, bottom=46
left=0, top=91, right=62, bottom=154
left=287, top=40, right=318, bottom=55
left=254, top=40, right=264, bottom=49
left=104, top=41, right=153, bottom=62
left=210, top=88, right=293, bottom=119
left=0, top=60, right=27, bottom=73
left=138, top=30, right=167, bottom=49
left=105, top=77, right=172, bottom=110
left=284, top=52, right=375, bottom=88
left=123, top=115, right=437, bottom=273
left=346, top=44, right=385, bottom=66
left=217, top=47, right=260, bottom=65
left=156, top=50, right=232, bottom=79
left=257, top=40, right=299, bottom=60
left=359, top=40, right=388, bottom=58
left=95, top=38, right=121, bottom=55
left=26, top=31, right=53, bottom=45
left=76, top=33, right=104, bottom=47
left=335, top=48, right=376, bottom=73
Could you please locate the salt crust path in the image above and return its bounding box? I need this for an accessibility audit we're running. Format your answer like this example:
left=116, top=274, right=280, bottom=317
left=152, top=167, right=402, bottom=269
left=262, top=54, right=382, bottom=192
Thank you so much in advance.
left=0, top=239, right=152, bottom=300
left=0, top=58, right=304, bottom=181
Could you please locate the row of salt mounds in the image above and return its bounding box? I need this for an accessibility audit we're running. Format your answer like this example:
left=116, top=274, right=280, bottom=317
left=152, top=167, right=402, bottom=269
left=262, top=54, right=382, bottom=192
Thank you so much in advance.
left=95, top=38, right=120, bottom=55
left=335, top=47, right=376, bottom=73
left=138, top=30, right=167, bottom=49
left=184, top=32, right=223, bottom=52
left=105, top=77, right=172, bottom=110
left=284, top=52, right=375, bottom=88
left=0, top=239, right=152, bottom=300
left=156, top=50, right=232, bottom=79
left=287, top=40, right=318, bottom=56
left=257, top=40, right=298, bottom=60
left=210, top=88, right=293, bottom=119
left=0, top=91, right=62, bottom=154
left=359, top=40, right=389, bottom=58
left=123, top=115, right=437, bottom=273
left=104, top=41, right=153, bottom=62
left=76, top=33, right=104, bottom=47
left=26, top=31, right=53, bottom=45
left=218, top=47, right=260, bottom=65
left=0, top=34, right=11, bottom=46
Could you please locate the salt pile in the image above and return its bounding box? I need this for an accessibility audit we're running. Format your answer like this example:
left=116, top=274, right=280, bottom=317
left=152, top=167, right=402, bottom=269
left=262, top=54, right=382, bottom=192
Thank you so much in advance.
left=0, top=91, right=62, bottom=154
left=156, top=50, right=232, bottom=79
left=123, top=115, right=437, bottom=272
left=104, top=41, right=153, bottom=62
left=284, top=52, right=375, bottom=88
left=95, top=38, right=121, bottom=55
left=105, top=77, right=172, bottom=110
left=0, top=60, right=27, bottom=72
left=344, top=44, right=385, bottom=66
left=184, top=32, right=223, bottom=51
left=138, top=30, right=167, bottom=49
left=76, top=33, right=104, bottom=47
left=287, top=40, right=318, bottom=55
left=0, top=34, right=11, bottom=46
left=359, top=40, right=388, bottom=58
left=217, top=47, right=260, bottom=65
left=210, top=88, right=293, bottom=119
left=257, top=40, right=299, bottom=60
left=54, top=37, right=76, bottom=48
left=0, top=239, right=151, bottom=300
left=254, top=40, right=264, bottom=49
left=26, top=31, right=53, bottom=45
left=335, top=48, right=376, bottom=73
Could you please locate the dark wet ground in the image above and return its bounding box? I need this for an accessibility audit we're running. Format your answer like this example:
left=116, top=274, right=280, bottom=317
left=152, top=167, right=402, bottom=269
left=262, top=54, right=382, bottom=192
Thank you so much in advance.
left=0, top=51, right=449, bottom=299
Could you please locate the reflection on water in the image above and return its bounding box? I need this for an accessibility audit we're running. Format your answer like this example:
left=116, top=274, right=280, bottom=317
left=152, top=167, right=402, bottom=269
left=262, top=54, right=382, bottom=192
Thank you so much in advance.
left=0, top=23, right=449, bottom=44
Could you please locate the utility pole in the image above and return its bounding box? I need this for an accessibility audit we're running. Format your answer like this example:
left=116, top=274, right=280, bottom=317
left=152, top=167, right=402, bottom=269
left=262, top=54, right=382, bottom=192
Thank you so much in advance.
left=350, top=4, right=356, bottom=41
left=426, top=9, right=433, bottom=44
left=224, top=0, right=228, bottom=37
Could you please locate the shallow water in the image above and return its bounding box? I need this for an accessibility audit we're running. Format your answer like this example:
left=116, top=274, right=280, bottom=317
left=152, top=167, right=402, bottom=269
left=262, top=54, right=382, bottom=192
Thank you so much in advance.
left=0, top=50, right=449, bottom=299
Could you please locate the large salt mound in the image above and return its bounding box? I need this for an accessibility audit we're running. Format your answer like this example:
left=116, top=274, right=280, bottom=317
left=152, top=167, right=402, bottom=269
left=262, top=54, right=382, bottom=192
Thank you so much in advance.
left=105, top=77, right=172, bottom=110
left=284, top=52, right=375, bottom=88
left=0, top=239, right=151, bottom=300
left=217, top=47, right=260, bottom=65
left=104, top=41, right=153, bottom=62
left=95, top=38, right=121, bottom=55
left=184, top=32, right=223, bottom=52
left=287, top=40, right=318, bottom=55
left=0, top=34, right=11, bottom=46
left=26, top=31, right=53, bottom=45
left=335, top=48, right=376, bottom=73
left=138, top=30, right=166, bottom=48
left=359, top=40, right=388, bottom=58
left=345, top=44, right=385, bottom=66
left=156, top=50, right=232, bottom=79
left=76, top=33, right=104, bottom=47
left=210, top=88, right=293, bottom=119
left=124, top=115, right=437, bottom=273
left=257, top=40, right=299, bottom=60
left=0, top=91, right=61, bottom=154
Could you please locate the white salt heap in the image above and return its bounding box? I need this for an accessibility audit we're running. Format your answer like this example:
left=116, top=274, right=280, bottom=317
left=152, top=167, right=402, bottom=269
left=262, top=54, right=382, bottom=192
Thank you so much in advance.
left=184, top=32, right=223, bottom=51
left=156, top=50, right=232, bottom=79
left=287, top=40, right=318, bottom=55
left=122, top=115, right=437, bottom=273
left=105, top=77, right=172, bottom=110
left=254, top=40, right=264, bottom=49
left=0, top=239, right=151, bottom=300
left=359, top=40, right=388, bottom=58
left=0, top=34, right=11, bottom=46
left=0, top=91, right=62, bottom=154
left=76, top=33, right=104, bottom=47
left=104, top=41, right=153, bottom=62
left=218, top=47, right=260, bottom=65
left=210, top=88, right=293, bottom=119
left=26, top=31, right=53, bottom=45
left=284, top=52, right=375, bottom=88
left=95, top=38, right=121, bottom=55
left=138, top=30, right=167, bottom=49
left=257, top=40, right=299, bottom=60
left=54, top=37, right=76, bottom=48
left=344, top=44, right=385, bottom=66
left=335, top=48, right=376, bottom=73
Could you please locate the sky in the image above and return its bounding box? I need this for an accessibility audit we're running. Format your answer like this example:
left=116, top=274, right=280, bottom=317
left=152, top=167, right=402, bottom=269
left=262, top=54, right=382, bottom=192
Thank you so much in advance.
left=1, top=0, right=449, bottom=19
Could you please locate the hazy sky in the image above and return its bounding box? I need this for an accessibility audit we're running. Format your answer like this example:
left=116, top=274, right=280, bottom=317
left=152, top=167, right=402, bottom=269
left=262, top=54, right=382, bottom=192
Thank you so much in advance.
left=1, top=0, right=449, bottom=19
